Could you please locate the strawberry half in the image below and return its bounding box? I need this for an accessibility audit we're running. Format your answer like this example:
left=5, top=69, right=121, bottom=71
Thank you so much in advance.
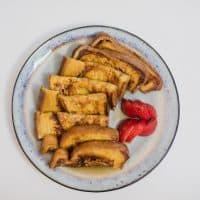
left=120, top=99, right=158, bottom=142
left=121, top=99, right=157, bottom=120
left=118, top=119, right=146, bottom=142
left=139, top=118, right=157, bottom=136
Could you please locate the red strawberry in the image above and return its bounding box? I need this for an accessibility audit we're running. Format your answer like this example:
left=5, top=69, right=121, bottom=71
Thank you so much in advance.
left=139, top=118, right=157, bottom=136
left=118, top=119, right=145, bottom=142
left=121, top=99, right=157, bottom=120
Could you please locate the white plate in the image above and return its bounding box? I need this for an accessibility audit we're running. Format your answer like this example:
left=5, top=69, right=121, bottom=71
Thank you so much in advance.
left=12, top=25, right=180, bottom=192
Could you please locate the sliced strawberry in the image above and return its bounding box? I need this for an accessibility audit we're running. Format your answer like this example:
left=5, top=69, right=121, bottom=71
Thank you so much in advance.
left=118, top=119, right=145, bottom=142
left=121, top=99, right=157, bottom=120
left=126, top=120, right=146, bottom=142
left=139, top=118, right=157, bottom=136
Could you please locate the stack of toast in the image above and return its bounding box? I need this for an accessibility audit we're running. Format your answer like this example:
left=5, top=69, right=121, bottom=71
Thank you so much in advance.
left=35, top=32, right=162, bottom=169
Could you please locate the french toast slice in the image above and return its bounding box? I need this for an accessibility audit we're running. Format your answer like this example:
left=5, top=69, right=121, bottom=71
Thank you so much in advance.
left=40, top=135, right=58, bottom=154
left=66, top=141, right=129, bottom=168
left=72, top=45, right=147, bottom=92
left=90, top=32, right=162, bottom=92
left=58, top=93, right=108, bottom=115
left=49, top=75, right=118, bottom=108
left=49, top=141, right=129, bottom=169
left=60, top=57, right=130, bottom=98
left=49, top=148, right=69, bottom=168
left=60, top=125, right=119, bottom=149
left=35, top=112, right=61, bottom=139
left=38, top=87, right=61, bottom=113
left=57, top=112, right=108, bottom=130
left=60, top=57, right=85, bottom=77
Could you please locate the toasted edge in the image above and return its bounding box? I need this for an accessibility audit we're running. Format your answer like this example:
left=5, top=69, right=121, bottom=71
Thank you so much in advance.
left=49, top=148, right=69, bottom=168
left=40, top=135, right=58, bottom=154
left=57, top=112, right=109, bottom=130
left=35, top=111, right=61, bottom=139
left=91, top=32, right=163, bottom=91
left=60, top=125, right=119, bottom=149
left=49, top=75, right=118, bottom=108
left=59, top=57, right=86, bottom=76
left=69, top=141, right=129, bottom=168
left=38, top=87, right=61, bottom=112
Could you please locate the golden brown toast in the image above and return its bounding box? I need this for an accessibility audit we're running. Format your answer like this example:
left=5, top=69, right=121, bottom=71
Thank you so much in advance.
left=35, top=112, right=61, bottom=139
left=60, top=57, right=130, bottom=98
left=38, top=87, right=61, bottom=112
left=90, top=32, right=163, bottom=92
left=60, top=125, right=119, bottom=149
left=49, top=148, right=69, bottom=168
left=60, top=57, right=85, bottom=76
left=58, top=93, right=108, bottom=115
left=40, top=135, right=58, bottom=154
left=49, top=75, right=118, bottom=108
left=72, top=45, right=147, bottom=92
left=67, top=141, right=129, bottom=168
left=57, top=112, right=108, bottom=130
left=49, top=141, right=128, bottom=169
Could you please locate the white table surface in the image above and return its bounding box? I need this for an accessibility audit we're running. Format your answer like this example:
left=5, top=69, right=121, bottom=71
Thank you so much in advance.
left=1, top=0, right=199, bottom=199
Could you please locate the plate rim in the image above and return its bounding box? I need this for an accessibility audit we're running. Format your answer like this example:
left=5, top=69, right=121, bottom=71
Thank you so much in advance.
left=12, top=25, right=180, bottom=192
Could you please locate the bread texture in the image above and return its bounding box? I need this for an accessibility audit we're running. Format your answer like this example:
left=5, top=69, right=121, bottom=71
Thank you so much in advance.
left=60, top=125, right=119, bottom=149
left=57, top=112, right=108, bottom=130
left=49, top=75, right=118, bottom=108
left=35, top=112, right=61, bottom=139
left=40, top=135, right=58, bottom=154
left=67, top=141, right=129, bottom=168
left=58, top=93, right=108, bottom=115
left=60, top=57, right=130, bottom=98
left=38, top=87, right=61, bottom=112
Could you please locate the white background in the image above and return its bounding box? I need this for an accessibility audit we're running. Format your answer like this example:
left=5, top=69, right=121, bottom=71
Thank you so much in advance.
left=0, top=0, right=199, bottom=199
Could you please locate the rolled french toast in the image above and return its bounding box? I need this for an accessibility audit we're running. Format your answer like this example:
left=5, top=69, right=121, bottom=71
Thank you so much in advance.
left=90, top=32, right=163, bottom=92
left=72, top=45, right=147, bottom=92
left=50, top=141, right=129, bottom=169
left=60, top=57, right=130, bottom=98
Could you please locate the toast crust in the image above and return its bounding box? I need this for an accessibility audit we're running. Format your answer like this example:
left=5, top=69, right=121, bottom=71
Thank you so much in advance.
left=40, top=135, right=58, bottom=154
left=35, top=112, right=61, bottom=139
left=91, top=32, right=162, bottom=92
left=68, top=141, right=129, bottom=168
left=60, top=57, right=85, bottom=77
left=60, top=125, right=119, bottom=149
left=72, top=45, right=147, bottom=92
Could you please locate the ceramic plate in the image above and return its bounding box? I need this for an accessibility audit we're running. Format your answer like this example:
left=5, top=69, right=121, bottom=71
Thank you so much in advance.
left=12, top=25, right=179, bottom=192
